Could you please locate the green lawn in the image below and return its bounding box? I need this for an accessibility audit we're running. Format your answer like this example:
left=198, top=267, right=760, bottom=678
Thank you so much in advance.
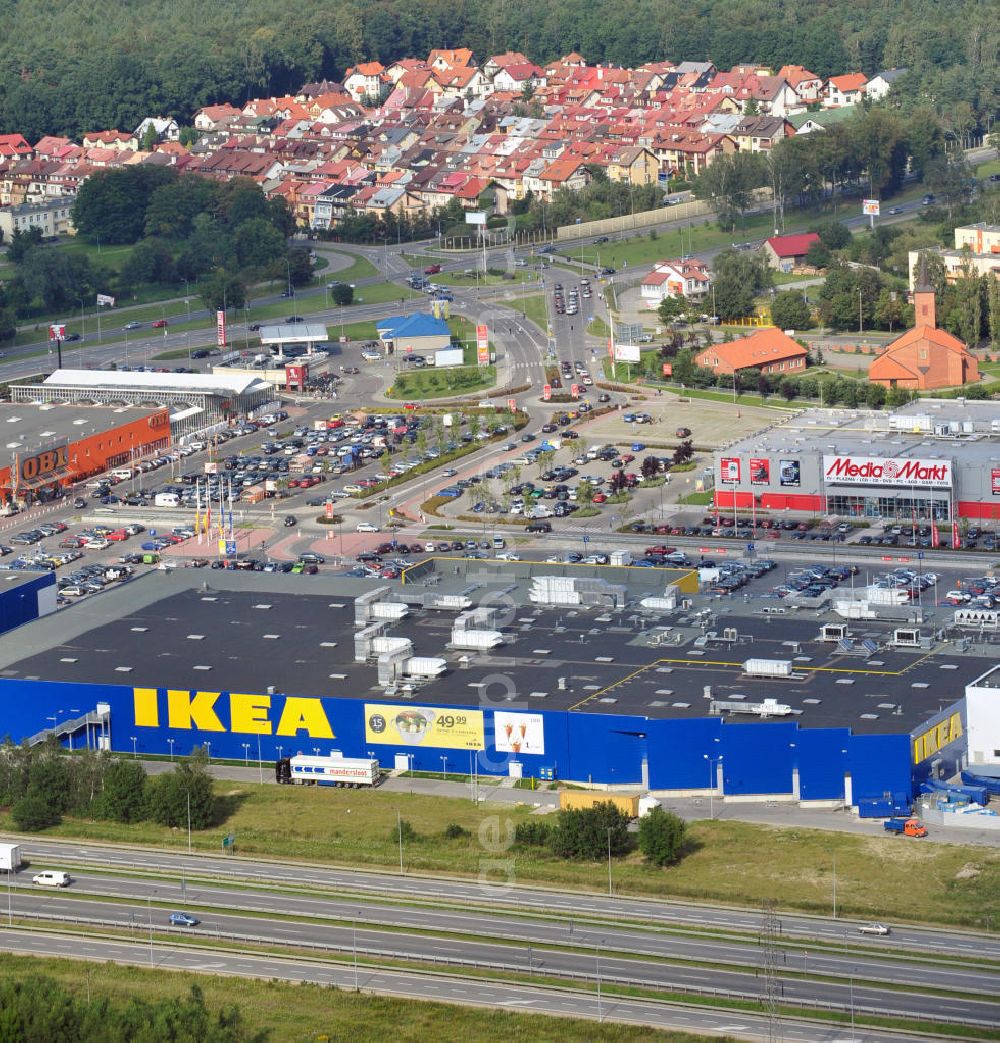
left=8, top=779, right=998, bottom=927
left=0, top=956, right=677, bottom=1043
left=389, top=364, right=497, bottom=400
left=322, top=251, right=379, bottom=282
left=57, top=237, right=135, bottom=272
left=587, top=315, right=611, bottom=339
left=516, top=293, right=549, bottom=332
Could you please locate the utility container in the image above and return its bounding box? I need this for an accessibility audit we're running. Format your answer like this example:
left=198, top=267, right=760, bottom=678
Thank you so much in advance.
left=559, top=791, right=639, bottom=817
left=743, top=658, right=793, bottom=678
left=450, top=629, right=504, bottom=650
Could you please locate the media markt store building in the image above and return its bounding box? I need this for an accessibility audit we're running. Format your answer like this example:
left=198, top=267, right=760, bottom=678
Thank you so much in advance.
left=822, top=454, right=954, bottom=521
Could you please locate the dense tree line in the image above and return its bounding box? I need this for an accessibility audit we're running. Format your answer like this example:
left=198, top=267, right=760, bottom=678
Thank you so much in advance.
left=0, top=979, right=267, bottom=1043
left=0, top=740, right=216, bottom=832
left=514, top=801, right=688, bottom=866
left=0, top=1, right=995, bottom=141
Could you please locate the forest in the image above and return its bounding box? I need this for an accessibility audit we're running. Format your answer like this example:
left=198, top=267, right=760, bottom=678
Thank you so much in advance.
left=0, top=0, right=996, bottom=141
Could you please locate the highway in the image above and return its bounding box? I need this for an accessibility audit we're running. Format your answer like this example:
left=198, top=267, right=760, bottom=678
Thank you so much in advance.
left=0, top=928, right=946, bottom=1043
left=1, top=837, right=996, bottom=1034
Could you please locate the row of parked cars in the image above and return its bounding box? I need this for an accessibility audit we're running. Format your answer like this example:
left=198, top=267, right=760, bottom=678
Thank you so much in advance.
left=762, top=564, right=860, bottom=600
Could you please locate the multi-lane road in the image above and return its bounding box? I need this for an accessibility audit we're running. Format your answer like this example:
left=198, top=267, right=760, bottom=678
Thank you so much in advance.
left=0, top=837, right=995, bottom=1039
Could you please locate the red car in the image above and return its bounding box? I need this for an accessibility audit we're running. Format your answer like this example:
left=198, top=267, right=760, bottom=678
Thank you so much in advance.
left=152, top=319, right=168, bottom=328
left=424, top=264, right=442, bottom=275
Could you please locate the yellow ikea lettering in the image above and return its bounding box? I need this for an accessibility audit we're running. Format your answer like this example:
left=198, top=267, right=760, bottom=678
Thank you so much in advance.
left=912, top=712, right=963, bottom=764
left=133, top=687, right=159, bottom=727
left=167, top=690, right=225, bottom=732
left=230, top=693, right=272, bottom=735
left=276, top=697, right=334, bottom=739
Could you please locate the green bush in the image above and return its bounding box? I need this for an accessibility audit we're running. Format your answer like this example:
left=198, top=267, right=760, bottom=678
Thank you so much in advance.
left=443, top=822, right=470, bottom=839
left=514, top=819, right=553, bottom=847
left=637, top=806, right=688, bottom=866
left=148, top=757, right=214, bottom=829
left=548, top=803, right=632, bottom=861
left=395, top=818, right=419, bottom=842
left=11, top=792, right=61, bottom=831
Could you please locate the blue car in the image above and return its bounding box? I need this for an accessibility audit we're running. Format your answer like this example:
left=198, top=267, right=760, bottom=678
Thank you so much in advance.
left=168, top=912, right=200, bottom=927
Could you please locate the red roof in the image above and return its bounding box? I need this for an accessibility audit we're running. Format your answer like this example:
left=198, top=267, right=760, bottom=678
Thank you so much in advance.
left=766, top=232, right=820, bottom=257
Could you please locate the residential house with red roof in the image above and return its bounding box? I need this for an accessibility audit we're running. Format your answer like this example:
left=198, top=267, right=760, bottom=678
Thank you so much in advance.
left=763, top=232, right=821, bottom=272
left=344, top=62, right=388, bottom=105
left=695, top=328, right=807, bottom=376
left=193, top=105, right=241, bottom=132
left=777, top=65, right=824, bottom=105
left=0, top=134, right=33, bottom=160
left=824, top=73, right=868, bottom=108
left=640, top=258, right=712, bottom=303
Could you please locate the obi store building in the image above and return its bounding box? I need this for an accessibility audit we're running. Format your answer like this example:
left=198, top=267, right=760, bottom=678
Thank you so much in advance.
left=712, top=401, right=1000, bottom=522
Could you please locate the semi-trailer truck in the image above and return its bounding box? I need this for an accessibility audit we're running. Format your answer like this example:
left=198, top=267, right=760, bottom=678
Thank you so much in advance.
left=0, top=842, right=22, bottom=870
left=275, top=755, right=380, bottom=787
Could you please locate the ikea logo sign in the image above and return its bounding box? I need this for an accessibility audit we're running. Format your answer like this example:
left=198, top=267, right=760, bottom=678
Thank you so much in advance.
left=133, top=688, right=335, bottom=738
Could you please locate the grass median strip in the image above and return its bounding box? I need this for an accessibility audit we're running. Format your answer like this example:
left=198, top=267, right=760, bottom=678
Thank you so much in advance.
left=4, top=784, right=997, bottom=929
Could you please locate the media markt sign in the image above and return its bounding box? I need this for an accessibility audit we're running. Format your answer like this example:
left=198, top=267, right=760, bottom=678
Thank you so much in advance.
left=822, top=454, right=952, bottom=489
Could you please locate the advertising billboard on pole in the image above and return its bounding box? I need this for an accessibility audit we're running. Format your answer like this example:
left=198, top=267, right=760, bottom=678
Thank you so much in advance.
left=476, top=323, right=489, bottom=367
left=216, top=310, right=227, bottom=347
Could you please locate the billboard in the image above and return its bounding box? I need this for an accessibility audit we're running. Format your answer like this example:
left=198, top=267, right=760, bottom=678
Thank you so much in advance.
left=364, top=704, right=485, bottom=750
left=571, top=383, right=580, bottom=399
left=717, top=456, right=742, bottom=483
left=434, top=348, right=464, bottom=368
left=662, top=362, right=673, bottom=377
left=779, top=459, right=801, bottom=487
left=465, top=211, right=487, bottom=226
left=822, top=455, right=952, bottom=488
left=542, top=383, right=552, bottom=401
left=285, top=364, right=308, bottom=390
left=614, top=343, right=641, bottom=363
left=476, top=323, right=489, bottom=367
left=49, top=324, right=67, bottom=341
left=494, top=711, right=545, bottom=755
left=992, top=467, right=1000, bottom=496
left=749, top=458, right=770, bottom=485
left=96, top=293, right=115, bottom=307
left=216, top=310, right=227, bottom=347
left=862, top=199, right=880, bottom=217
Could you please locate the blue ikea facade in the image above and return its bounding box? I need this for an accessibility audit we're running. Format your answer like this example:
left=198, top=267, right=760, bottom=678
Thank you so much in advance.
left=0, top=675, right=926, bottom=806
left=0, top=573, right=56, bottom=635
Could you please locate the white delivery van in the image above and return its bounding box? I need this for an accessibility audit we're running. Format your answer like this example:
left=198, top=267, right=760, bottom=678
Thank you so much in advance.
left=32, top=870, right=71, bottom=887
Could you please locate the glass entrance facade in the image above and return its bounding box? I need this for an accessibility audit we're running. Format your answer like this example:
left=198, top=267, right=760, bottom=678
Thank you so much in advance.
left=826, top=492, right=951, bottom=520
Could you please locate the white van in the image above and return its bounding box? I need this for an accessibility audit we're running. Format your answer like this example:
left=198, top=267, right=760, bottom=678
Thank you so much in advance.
left=110, top=468, right=134, bottom=481
left=32, top=870, right=71, bottom=887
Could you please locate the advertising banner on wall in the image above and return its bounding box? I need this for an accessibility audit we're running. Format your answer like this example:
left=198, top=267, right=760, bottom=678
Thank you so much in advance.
left=364, top=704, right=485, bottom=750
left=719, top=457, right=741, bottom=484
left=823, top=454, right=952, bottom=488
left=991, top=467, right=1000, bottom=496
left=779, top=459, right=801, bottom=487
left=749, top=458, right=770, bottom=485
left=494, top=711, right=545, bottom=755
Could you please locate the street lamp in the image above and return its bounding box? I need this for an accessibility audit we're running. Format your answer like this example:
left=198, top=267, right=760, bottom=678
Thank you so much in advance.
left=130, top=736, right=138, bottom=758
left=167, top=738, right=175, bottom=761
left=242, top=742, right=251, bottom=766
left=441, top=755, right=448, bottom=778
left=205, top=741, right=211, bottom=762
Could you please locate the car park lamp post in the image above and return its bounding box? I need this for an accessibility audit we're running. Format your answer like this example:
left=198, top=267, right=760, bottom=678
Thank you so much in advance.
left=130, top=735, right=137, bottom=758
left=441, top=756, right=448, bottom=778
left=205, top=741, right=211, bottom=762
left=242, top=743, right=250, bottom=766
left=167, top=738, right=175, bottom=761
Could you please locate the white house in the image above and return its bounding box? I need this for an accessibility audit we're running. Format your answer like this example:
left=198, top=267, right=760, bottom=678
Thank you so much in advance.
left=133, top=116, right=179, bottom=143
left=823, top=73, right=868, bottom=108
left=641, top=258, right=712, bottom=304
left=865, top=69, right=908, bottom=102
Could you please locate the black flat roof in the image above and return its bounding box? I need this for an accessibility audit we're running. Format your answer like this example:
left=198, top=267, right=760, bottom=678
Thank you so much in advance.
left=0, top=580, right=987, bottom=734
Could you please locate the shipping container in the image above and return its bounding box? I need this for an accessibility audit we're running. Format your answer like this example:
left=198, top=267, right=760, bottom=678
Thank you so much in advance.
left=559, top=791, right=639, bottom=817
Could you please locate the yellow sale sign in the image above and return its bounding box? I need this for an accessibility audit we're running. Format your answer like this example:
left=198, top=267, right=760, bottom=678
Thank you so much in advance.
left=364, top=704, right=485, bottom=750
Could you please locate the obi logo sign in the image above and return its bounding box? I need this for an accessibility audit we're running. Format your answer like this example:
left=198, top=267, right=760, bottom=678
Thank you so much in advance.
left=132, top=688, right=335, bottom=738
left=19, top=443, right=68, bottom=483
left=822, top=454, right=952, bottom=488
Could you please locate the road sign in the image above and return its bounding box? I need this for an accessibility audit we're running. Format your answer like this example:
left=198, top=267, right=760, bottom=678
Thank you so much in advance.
left=149, top=530, right=156, bottom=537
left=583, top=535, right=590, bottom=544
left=225, top=540, right=237, bottom=555
left=542, top=383, right=552, bottom=401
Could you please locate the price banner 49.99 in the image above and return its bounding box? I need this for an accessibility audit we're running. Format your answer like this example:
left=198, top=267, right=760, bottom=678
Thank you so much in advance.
left=364, top=704, right=485, bottom=750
